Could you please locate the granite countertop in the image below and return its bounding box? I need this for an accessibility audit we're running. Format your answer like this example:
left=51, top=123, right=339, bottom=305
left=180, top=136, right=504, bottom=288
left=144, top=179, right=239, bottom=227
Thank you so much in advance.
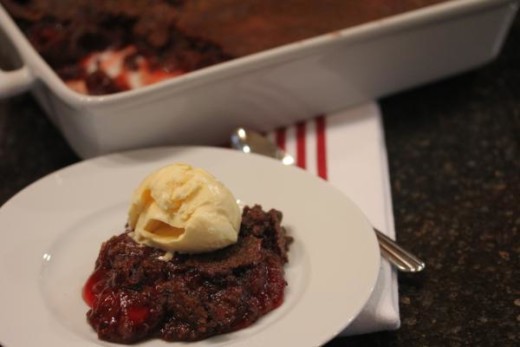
left=1, top=13, right=518, bottom=347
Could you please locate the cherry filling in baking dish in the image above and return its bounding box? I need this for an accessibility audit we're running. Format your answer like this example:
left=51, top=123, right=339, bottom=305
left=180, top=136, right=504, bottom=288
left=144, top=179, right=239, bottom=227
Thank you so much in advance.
left=83, top=205, right=292, bottom=343
left=1, top=0, right=450, bottom=95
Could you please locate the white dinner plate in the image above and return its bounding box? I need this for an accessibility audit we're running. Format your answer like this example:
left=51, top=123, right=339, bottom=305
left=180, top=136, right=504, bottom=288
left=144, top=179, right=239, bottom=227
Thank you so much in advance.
left=0, top=146, right=379, bottom=347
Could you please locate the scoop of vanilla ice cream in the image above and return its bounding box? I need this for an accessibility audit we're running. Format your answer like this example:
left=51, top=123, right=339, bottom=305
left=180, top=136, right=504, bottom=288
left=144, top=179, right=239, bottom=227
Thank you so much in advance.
left=128, top=163, right=241, bottom=254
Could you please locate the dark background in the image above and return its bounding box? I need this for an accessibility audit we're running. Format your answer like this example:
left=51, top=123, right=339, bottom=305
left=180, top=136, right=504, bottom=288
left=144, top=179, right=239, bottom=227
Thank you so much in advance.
left=1, top=11, right=518, bottom=347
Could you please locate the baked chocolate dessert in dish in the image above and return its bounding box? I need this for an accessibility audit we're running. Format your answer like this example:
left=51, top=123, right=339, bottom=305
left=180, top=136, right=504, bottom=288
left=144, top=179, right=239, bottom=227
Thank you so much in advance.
left=84, top=205, right=291, bottom=343
left=82, top=163, right=292, bottom=343
left=1, top=0, right=451, bottom=95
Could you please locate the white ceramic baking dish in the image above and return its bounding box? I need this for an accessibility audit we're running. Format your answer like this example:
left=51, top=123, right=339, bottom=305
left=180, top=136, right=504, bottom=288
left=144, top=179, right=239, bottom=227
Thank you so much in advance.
left=0, top=0, right=518, bottom=159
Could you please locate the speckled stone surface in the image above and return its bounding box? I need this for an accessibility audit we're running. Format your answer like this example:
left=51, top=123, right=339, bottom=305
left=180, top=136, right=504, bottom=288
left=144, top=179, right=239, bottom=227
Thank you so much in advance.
left=1, top=12, right=518, bottom=347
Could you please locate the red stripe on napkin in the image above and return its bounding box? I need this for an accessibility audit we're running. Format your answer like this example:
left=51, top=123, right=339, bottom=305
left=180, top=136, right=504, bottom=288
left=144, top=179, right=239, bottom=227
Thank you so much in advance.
left=296, top=122, right=306, bottom=169
left=316, top=115, right=328, bottom=180
left=275, top=128, right=286, bottom=151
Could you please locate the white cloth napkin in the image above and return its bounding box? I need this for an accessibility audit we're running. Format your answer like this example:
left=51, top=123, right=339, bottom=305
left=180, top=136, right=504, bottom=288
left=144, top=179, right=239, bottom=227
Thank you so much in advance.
left=267, top=102, right=400, bottom=335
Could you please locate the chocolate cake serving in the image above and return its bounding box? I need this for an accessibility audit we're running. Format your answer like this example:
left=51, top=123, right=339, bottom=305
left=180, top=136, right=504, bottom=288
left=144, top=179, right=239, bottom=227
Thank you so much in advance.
left=1, top=0, right=451, bottom=94
left=83, top=205, right=292, bottom=343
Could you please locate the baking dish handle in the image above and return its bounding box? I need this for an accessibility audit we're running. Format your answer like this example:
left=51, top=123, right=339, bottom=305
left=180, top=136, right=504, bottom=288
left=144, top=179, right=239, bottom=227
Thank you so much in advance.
left=0, top=66, right=34, bottom=98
